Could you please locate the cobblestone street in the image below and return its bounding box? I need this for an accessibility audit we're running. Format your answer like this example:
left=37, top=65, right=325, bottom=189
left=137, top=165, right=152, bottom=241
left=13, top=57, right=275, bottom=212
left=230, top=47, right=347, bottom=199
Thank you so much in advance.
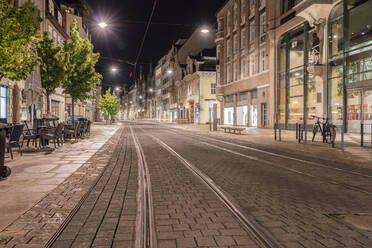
left=1, top=122, right=372, bottom=248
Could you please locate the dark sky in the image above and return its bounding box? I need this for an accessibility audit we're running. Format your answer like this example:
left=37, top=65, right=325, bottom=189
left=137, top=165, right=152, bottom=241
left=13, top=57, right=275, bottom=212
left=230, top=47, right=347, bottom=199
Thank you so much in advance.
left=85, top=0, right=226, bottom=90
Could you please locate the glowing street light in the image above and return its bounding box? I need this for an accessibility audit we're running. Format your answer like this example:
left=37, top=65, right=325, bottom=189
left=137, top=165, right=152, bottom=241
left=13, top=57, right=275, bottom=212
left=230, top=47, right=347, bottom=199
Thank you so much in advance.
left=98, top=22, right=107, bottom=29
left=149, top=88, right=153, bottom=93
left=115, top=87, right=120, bottom=91
left=201, top=28, right=210, bottom=34
left=167, top=69, right=173, bottom=74
left=111, top=67, right=118, bottom=72
left=139, top=95, right=143, bottom=99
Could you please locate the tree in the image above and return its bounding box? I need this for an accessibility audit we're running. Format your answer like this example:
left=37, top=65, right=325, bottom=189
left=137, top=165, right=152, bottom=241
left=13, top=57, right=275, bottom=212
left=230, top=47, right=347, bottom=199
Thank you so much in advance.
left=98, top=89, right=119, bottom=123
left=37, top=32, right=66, bottom=113
left=0, top=0, right=42, bottom=81
left=63, top=19, right=102, bottom=121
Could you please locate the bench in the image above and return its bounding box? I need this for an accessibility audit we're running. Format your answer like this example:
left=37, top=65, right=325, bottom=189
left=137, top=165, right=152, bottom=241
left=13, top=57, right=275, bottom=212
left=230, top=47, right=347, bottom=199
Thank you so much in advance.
left=221, top=126, right=245, bottom=135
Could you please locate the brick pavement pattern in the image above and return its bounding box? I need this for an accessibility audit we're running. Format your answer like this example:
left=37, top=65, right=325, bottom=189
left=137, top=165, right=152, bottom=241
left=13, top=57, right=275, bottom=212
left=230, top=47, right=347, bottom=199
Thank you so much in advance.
left=0, top=127, right=123, bottom=248
left=49, top=126, right=138, bottom=248
left=147, top=125, right=372, bottom=248
left=135, top=127, right=259, bottom=248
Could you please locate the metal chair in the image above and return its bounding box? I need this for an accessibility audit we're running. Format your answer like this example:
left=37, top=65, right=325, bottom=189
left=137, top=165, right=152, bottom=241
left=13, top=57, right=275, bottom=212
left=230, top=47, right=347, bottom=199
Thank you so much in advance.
left=6, top=124, right=24, bottom=159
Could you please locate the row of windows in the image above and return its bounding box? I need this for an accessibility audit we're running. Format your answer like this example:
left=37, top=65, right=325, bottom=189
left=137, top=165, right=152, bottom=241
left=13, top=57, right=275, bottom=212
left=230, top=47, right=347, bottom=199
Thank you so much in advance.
left=48, top=24, right=64, bottom=46
left=226, top=47, right=267, bottom=83
left=48, top=0, right=63, bottom=26
left=225, top=12, right=266, bottom=58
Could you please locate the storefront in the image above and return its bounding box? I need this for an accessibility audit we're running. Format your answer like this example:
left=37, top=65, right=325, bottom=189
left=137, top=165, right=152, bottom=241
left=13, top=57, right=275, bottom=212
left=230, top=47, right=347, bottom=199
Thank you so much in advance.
left=237, top=92, right=248, bottom=126
left=0, top=86, right=7, bottom=123
left=224, top=95, right=234, bottom=125
left=328, top=0, right=372, bottom=133
left=278, top=23, right=317, bottom=129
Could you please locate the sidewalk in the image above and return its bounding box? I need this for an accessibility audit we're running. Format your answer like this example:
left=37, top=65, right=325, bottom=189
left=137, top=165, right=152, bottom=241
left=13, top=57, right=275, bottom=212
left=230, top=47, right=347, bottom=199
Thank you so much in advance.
left=0, top=124, right=120, bottom=232
left=164, top=123, right=372, bottom=167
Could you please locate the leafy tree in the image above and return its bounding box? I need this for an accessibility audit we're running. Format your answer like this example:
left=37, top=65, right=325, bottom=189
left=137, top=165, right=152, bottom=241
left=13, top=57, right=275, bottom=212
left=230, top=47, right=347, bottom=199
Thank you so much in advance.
left=98, top=89, right=119, bottom=123
left=63, top=19, right=101, bottom=121
left=0, top=0, right=42, bottom=81
left=37, top=32, right=66, bottom=113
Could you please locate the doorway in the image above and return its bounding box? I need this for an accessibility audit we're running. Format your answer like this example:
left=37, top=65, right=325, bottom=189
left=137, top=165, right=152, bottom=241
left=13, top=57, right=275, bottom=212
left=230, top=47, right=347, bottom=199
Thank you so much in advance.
left=347, top=89, right=372, bottom=133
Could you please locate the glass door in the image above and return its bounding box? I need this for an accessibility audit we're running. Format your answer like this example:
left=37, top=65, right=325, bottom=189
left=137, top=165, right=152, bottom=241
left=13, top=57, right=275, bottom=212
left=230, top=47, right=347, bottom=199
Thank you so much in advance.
left=363, top=90, right=372, bottom=134
left=347, top=91, right=362, bottom=133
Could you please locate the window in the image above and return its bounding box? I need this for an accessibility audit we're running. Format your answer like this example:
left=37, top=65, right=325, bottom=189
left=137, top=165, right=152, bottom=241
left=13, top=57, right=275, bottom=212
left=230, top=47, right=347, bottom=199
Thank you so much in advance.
left=227, top=11, right=232, bottom=34
left=260, top=47, right=266, bottom=71
left=233, top=61, right=238, bottom=81
left=227, top=39, right=232, bottom=58
left=51, top=100, right=60, bottom=117
left=261, top=103, right=267, bottom=127
left=57, top=11, right=62, bottom=26
left=233, top=34, right=239, bottom=53
left=227, top=64, right=232, bottom=83
left=48, top=0, right=54, bottom=16
left=250, top=20, right=255, bottom=43
left=249, top=0, right=255, bottom=16
left=0, top=86, right=7, bottom=119
left=241, top=0, right=247, bottom=23
left=234, top=2, right=238, bottom=29
left=260, top=12, right=266, bottom=37
left=211, top=83, right=216, bottom=95
left=249, top=54, right=255, bottom=76
left=241, top=28, right=247, bottom=50
left=241, top=58, right=246, bottom=79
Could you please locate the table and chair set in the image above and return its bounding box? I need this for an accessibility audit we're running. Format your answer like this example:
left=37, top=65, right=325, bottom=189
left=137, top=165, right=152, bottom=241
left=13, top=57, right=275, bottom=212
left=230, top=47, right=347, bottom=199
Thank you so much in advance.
left=1, top=118, right=91, bottom=160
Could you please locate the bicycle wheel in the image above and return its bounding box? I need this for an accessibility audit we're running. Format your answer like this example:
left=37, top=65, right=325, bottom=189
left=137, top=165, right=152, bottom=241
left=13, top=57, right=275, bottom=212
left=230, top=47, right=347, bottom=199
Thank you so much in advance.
left=328, top=126, right=337, bottom=145
left=312, top=124, right=319, bottom=142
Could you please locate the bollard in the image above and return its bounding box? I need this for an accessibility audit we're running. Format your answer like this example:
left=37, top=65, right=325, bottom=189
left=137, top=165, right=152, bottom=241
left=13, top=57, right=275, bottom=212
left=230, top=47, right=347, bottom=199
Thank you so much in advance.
left=0, top=129, right=11, bottom=179
left=274, top=123, right=277, bottom=141
left=361, top=123, right=364, bottom=147
left=279, top=125, right=282, bottom=141
left=304, top=125, right=307, bottom=144
left=341, top=126, right=344, bottom=151
left=370, top=125, right=372, bottom=148
left=298, top=124, right=301, bottom=143
left=296, top=123, right=299, bottom=140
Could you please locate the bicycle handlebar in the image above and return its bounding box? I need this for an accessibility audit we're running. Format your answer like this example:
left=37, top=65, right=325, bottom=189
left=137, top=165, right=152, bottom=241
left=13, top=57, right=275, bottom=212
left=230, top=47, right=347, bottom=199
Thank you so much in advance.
left=312, top=115, right=328, bottom=121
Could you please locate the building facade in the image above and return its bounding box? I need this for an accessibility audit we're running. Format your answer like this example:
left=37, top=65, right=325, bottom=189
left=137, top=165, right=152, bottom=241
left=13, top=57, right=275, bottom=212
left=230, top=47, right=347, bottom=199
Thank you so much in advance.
left=216, top=0, right=372, bottom=133
left=216, top=0, right=272, bottom=128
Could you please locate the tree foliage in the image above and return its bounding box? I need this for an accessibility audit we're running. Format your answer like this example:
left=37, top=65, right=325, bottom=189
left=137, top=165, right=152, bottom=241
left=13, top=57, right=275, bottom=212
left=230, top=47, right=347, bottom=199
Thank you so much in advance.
left=0, top=0, right=42, bottom=81
left=63, top=19, right=101, bottom=103
left=98, top=89, right=119, bottom=119
left=37, top=32, right=66, bottom=112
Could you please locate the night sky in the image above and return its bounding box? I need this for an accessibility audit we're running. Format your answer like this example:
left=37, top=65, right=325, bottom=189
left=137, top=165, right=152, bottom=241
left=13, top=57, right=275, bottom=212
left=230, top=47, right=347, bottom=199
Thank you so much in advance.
left=85, top=0, right=226, bottom=90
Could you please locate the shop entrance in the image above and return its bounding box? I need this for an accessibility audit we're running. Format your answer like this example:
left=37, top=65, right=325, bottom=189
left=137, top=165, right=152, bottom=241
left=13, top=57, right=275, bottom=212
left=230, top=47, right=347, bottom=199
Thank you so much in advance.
left=347, top=89, right=372, bottom=133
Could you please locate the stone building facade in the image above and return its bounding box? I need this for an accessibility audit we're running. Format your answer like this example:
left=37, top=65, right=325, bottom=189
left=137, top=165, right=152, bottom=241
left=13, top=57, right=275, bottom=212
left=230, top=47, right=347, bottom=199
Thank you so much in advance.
left=216, top=0, right=272, bottom=128
left=217, top=0, right=372, bottom=133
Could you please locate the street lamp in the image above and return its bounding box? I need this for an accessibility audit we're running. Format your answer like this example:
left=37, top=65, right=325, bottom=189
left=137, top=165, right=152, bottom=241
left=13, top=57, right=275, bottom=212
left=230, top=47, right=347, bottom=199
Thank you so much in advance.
left=115, top=87, right=120, bottom=91
left=167, top=69, right=173, bottom=75
left=111, top=67, right=118, bottom=72
left=139, top=95, right=143, bottom=99
left=149, top=88, right=153, bottom=93
left=201, top=28, right=210, bottom=34
left=98, top=22, right=108, bottom=29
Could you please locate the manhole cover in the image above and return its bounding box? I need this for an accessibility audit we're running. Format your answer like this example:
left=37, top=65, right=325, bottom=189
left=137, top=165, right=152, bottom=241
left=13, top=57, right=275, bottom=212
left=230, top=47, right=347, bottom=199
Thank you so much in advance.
left=330, top=213, right=372, bottom=238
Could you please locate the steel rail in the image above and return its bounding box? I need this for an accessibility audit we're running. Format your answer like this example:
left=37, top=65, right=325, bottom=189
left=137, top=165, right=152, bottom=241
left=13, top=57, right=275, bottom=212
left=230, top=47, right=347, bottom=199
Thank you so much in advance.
left=166, top=127, right=372, bottom=180
left=130, top=126, right=157, bottom=248
left=45, top=127, right=126, bottom=248
left=160, top=127, right=372, bottom=196
left=140, top=128, right=283, bottom=248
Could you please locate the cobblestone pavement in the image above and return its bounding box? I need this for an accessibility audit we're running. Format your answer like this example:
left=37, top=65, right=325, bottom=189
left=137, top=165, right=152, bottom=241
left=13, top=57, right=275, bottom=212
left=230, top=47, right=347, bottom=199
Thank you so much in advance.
left=48, top=126, right=138, bottom=248
left=141, top=124, right=372, bottom=248
left=0, top=126, right=122, bottom=248
left=0, top=124, right=119, bottom=232
left=135, top=126, right=259, bottom=248
left=2, top=122, right=372, bottom=248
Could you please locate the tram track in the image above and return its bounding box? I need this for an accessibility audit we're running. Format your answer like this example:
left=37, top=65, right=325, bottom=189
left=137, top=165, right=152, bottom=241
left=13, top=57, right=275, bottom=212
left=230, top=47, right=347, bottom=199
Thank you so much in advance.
left=161, top=127, right=372, bottom=196
left=138, top=126, right=283, bottom=248
left=130, top=126, right=157, bottom=248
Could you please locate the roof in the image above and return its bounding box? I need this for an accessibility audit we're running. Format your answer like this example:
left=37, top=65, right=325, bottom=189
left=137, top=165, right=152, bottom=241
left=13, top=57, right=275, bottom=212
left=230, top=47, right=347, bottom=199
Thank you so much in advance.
left=177, top=29, right=216, bottom=64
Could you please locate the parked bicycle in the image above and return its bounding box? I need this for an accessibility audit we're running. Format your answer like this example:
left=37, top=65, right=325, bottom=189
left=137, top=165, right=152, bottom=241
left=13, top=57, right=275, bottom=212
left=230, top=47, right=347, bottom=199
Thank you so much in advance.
left=311, top=116, right=336, bottom=145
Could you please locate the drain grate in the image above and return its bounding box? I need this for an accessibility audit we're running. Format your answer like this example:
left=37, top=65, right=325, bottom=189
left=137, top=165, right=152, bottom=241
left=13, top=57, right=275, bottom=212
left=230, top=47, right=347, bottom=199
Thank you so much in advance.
left=329, top=213, right=372, bottom=238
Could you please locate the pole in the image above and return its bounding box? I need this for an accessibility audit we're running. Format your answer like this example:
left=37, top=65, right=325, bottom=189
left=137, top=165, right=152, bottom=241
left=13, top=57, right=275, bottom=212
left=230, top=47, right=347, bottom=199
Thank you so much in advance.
left=296, top=123, right=298, bottom=140
left=361, top=123, right=364, bottom=147
left=341, top=125, right=344, bottom=151
left=279, top=125, right=282, bottom=141
left=274, top=123, right=277, bottom=141
left=209, top=108, right=212, bottom=132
